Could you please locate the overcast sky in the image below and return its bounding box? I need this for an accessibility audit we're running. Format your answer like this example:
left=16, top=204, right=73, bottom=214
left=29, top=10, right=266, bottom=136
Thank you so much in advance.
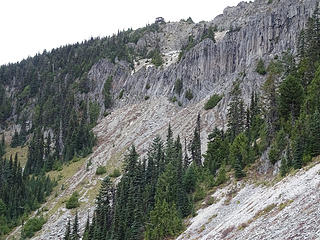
left=0, top=0, right=243, bottom=65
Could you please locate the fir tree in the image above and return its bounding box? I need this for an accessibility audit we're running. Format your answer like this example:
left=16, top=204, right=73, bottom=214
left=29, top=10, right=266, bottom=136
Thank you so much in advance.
left=309, top=110, right=320, bottom=157
left=190, top=113, right=201, bottom=166
left=64, top=219, right=71, bottom=240
left=72, top=211, right=80, bottom=240
left=227, top=82, right=245, bottom=141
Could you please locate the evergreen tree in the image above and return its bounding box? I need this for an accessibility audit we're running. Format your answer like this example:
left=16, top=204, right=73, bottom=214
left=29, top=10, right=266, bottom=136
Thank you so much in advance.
left=72, top=211, right=80, bottom=240
left=190, top=113, right=202, bottom=166
left=309, top=110, right=320, bottom=157
left=279, top=74, right=304, bottom=121
left=64, top=219, right=71, bottom=240
left=229, top=133, right=248, bottom=178
left=227, top=82, right=245, bottom=141
left=262, top=61, right=282, bottom=144
left=293, top=136, right=303, bottom=169
left=145, top=200, right=183, bottom=240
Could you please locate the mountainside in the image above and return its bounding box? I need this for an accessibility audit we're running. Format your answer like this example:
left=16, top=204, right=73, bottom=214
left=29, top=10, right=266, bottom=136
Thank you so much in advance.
left=1, top=0, right=320, bottom=239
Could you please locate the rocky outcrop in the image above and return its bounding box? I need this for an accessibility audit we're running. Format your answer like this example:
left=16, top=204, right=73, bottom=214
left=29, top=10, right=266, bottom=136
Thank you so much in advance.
left=87, top=0, right=318, bottom=120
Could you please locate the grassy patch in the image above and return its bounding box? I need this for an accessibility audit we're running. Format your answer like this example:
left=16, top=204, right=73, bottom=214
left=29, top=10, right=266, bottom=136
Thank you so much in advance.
left=237, top=222, right=248, bottom=231
left=250, top=203, right=277, bottom=223
left=279, top=199, right=293, bottom=211
left=47, top=157, right=87, bottom=181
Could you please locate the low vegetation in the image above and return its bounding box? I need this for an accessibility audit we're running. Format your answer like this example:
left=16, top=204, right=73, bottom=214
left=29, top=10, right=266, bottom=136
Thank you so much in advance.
left=21, top=216, right=46, bottom=239
left=204, top=94, right=223, bottom=110
left=66, top=192, right=80, bottom=209
left=96, top=165, right=107, bottom=175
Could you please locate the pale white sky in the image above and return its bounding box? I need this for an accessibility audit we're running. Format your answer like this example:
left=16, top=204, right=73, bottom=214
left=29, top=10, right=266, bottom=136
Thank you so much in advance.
left=0, top=0, right=243, bottom=65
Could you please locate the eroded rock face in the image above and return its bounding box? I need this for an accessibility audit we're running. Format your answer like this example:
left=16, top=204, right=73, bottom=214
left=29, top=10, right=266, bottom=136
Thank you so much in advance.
left=87, top=0, right=318, bottom=117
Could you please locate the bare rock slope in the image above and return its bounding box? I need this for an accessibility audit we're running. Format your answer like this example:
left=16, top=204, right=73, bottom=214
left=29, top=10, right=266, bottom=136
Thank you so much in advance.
left=178, top=160, right=320, bottom=240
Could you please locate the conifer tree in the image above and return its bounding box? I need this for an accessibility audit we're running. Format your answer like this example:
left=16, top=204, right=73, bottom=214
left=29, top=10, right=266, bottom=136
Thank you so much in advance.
left=309, top=110, right=320, bottom=157
left=190, top=113, right=201, bottom=166
left=227, top=82, right=245, bottom=141
left=293, top=136, right=303, bottom=169
left=262, top=61, right=282, bottom=144
left=72, top=211, right=80, bottom=240
left=64, top=219, right=71, bottom=240
left=279, top=74, right=304, bottom=121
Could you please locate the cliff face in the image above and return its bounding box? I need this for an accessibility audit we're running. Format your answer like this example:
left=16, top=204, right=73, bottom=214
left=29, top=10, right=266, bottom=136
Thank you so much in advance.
left=6, top=0, right=320, bottom=239
left=87, top=0, right=317, bottom=122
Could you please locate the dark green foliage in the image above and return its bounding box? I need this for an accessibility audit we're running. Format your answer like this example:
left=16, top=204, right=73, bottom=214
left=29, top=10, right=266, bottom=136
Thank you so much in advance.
left=89, top=101, right=100, bottom=128
left=0, top=134, right=5, bottom=157
left=104, top=76, right=113, bottom=109
left=293, top=136, right=303, bottom=169
left=268, top=129, right=287, bottom=165
left=256, top=59, right=267, bottom=75
left=204, top=94, right=223, bottom=110
left=279, top=74, right=304, bottom=120
left=95, top=166, right=107, bottom=175
left=215, top=164, right=227, bottom=186
left=204, top=128, right=229, bottom=175
left=118, top=89, right=124, bottom=99
left=201, top=26, right=216, bottom=42
left=227, top=82, right=245, bottom=141
left=109, top=168, right=121, bottom=178
left=185, top=89, right=193, bottom=100
left=305, top=65, right=320, bottom=114
left=178, top=36, right=196, bottom=61
left=64, top=219, right=71, bottom=240
left=309, top=110, right=320, bottom=157
left=229, top=133, right=248, bottom=179
left=66, top=192, right=80, bottom=209
left=150, top=49, right=164, bottom=67
left=174, top=79, right=183, bottom=96
left=21, top=216, right=46, bottom=239
left=190, top=114, right=202, bottom=166
left=0, top=154, right=55, bottom=235
left=145, top=200, right=183, bottom=240
left=0, top=84, right=11, bottom=124
left=262, top=60, right=282, bottom=143
left=72, top=211, right=80, bottom=240
left=145, top=95, right=150, bottom=100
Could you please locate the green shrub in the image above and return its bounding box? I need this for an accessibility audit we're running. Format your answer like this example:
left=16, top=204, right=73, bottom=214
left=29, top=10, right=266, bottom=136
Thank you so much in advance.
left=109, top=168, right=121, bottom=178
left=145, top=83, right=150, bottom=90
left=96, top=166, right=107, bottom=175
left=185, top=89, right=193, bottom=100
left=21, top=216, right=46, bottom=238
left=66, top=192, right=80, bottom=209
left=150, top=50, right=163, bottom=67
left=256, top=59, right=267, bottom=75
left=170, top=96, right=177, bottom=103
left=204, top=94, right=223, bottom=110
left=144, top=96, right=150, bottom=100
